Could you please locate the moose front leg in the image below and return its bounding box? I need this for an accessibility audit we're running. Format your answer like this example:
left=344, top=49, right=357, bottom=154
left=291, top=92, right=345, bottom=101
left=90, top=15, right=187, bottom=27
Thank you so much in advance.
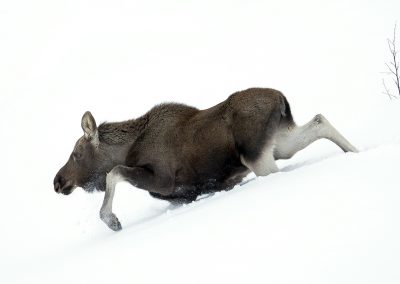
left=100, top=165, right=174, bottom=231
left=99, top=167, right=124, bottom=231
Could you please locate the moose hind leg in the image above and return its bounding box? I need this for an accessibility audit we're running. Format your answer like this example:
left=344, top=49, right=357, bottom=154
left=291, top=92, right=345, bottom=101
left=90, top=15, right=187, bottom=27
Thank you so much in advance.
left=274, top=114, right=358, bottom=160
left=317, top=115, right=358, bottom=153
left=240, top=145, right=279, bottom=177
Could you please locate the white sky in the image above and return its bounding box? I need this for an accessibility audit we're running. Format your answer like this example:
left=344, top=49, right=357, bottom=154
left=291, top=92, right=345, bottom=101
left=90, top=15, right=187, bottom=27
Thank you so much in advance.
left=0, top=0, right=399, bottom=177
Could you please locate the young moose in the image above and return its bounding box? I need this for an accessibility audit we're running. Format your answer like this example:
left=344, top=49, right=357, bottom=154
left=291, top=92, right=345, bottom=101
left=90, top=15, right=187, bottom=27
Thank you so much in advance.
left=54, top=88, right=358, bottom=231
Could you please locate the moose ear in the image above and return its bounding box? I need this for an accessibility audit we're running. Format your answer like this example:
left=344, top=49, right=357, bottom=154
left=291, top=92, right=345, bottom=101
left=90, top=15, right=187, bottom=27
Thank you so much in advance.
left=81, top=111, right=98, bottom=141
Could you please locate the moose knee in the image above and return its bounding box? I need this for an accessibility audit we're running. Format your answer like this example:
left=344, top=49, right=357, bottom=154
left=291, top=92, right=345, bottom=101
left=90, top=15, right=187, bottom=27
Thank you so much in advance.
left=311, top=114, right=332, bottom=138
left=312, top=114, right=327, bottom=126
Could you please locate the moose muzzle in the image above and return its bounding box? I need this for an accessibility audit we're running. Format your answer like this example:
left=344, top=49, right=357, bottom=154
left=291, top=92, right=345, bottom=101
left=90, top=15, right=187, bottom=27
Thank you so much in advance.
left=53, top=174, right=75, bottom=195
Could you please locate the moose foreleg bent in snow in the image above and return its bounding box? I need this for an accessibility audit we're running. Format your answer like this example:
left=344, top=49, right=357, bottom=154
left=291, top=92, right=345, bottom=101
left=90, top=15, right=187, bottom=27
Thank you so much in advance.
left=100, top=165, right=175, bottom=231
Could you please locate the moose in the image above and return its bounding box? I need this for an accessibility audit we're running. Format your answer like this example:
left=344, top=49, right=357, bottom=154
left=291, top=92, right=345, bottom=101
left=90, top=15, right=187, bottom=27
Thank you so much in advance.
left=54, top=88, right=358, bottom=231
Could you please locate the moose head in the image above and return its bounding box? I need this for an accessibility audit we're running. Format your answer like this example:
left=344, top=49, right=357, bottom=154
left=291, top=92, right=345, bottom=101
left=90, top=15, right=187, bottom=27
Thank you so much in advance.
left=53, top=111, right=116, bottom=195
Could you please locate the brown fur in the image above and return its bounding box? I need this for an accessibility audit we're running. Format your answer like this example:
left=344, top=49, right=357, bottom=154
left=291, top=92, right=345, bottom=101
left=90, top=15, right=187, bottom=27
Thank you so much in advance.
left=54, top=88, right=292, bottom=201
left=55, top=87, right=360, bottom=231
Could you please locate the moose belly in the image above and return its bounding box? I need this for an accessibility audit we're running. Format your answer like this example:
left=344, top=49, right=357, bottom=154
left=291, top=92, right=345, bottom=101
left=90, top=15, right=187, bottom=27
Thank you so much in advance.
left=173, top=152, right=249, bottom=199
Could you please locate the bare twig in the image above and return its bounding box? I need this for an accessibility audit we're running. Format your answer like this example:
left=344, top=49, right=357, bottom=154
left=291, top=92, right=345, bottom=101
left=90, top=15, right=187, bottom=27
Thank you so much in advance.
left=383, top=23, right=400, bottom=99
left=382, top=79, right=396, bottom=100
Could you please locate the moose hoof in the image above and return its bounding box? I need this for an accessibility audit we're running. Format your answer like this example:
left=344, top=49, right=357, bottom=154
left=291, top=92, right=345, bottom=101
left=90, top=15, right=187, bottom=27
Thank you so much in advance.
left=100, top=212, right=122, bottom=231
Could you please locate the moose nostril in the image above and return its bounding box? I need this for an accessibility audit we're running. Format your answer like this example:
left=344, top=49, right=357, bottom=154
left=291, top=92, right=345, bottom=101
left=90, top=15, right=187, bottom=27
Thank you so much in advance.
left=54, top=182, right=61, bottom=193
left=53, top=175, right=66, bottom=193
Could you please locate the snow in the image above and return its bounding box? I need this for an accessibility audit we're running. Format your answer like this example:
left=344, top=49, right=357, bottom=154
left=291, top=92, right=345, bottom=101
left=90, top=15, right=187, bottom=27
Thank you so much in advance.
left=1, top=0, right=400, bottom=283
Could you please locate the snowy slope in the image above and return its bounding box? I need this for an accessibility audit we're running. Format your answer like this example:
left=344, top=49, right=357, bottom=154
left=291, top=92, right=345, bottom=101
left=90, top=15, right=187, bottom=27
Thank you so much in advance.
left=4, top=143, right=400, bottom=284
left=1, top=0, right=400, bottom=283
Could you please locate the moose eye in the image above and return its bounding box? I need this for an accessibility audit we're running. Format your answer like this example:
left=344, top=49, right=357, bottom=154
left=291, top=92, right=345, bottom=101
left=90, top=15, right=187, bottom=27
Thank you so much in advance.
left=72, top=152, right=83, bottom=161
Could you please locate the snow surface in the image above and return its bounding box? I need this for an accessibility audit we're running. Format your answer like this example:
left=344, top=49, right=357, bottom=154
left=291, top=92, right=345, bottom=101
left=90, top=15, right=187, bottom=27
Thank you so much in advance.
left=1, top=0, right=400, bottom=283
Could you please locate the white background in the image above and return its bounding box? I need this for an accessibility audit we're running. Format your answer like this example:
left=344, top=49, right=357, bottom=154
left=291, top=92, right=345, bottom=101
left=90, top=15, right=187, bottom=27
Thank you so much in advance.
left=1, top=0, right=399, bottom=283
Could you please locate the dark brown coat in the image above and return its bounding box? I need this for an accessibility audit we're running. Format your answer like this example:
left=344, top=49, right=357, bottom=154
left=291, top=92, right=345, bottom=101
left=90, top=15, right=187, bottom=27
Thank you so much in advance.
left=54, top=87, right=357, bottom=231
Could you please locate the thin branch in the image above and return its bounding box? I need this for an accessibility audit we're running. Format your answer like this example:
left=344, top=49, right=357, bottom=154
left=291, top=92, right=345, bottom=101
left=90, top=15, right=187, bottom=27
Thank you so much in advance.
left=388, top=39, right=395, bottom=53
left=392, top=23, right=400, bottom=96
left=383, top=79, right=399, bottom=100
left=383, top=22, right=400, bottom=99
left=382, top=79, right=394, bottom=100
left=385, top=62, right=397, bottom=76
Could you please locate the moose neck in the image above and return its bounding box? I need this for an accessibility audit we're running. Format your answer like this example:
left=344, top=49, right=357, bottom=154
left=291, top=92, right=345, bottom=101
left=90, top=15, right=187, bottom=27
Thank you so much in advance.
left=97, top=114, right=149, bottom=166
